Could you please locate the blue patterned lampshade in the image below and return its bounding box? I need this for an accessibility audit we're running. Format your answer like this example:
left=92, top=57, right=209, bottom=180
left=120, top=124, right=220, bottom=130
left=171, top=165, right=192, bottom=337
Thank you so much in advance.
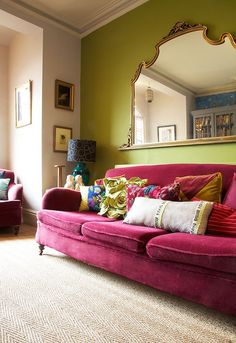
left=67, top=139, right=96, bottom=185
left=67, top=139, right=96, bottom=163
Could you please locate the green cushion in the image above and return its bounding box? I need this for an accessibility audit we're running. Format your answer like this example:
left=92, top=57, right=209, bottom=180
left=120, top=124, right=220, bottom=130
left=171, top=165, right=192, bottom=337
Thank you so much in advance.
left=0, top=178, right=10, bottom=200
left=98, top=176, right=147, bottom=219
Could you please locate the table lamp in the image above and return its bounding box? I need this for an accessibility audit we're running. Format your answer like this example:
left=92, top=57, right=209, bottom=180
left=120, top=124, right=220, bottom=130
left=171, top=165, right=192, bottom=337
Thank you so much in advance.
left=67, top=139, right=96, bottom=185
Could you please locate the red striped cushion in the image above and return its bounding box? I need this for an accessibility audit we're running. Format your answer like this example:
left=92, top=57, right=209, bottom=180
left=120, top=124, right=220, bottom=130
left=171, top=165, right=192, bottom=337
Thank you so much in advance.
left=207, top=202, right=236, bottom=236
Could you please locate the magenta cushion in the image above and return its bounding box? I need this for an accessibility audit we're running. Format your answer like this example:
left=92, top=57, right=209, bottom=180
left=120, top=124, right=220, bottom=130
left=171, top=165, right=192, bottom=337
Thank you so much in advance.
left=81, top=220, right=168, bottom=253
left=223, top=172, right=236, bottom=209
left=207, top=202, right=236, bottom=237
left=147, top=233, right=236, bottom=274
left=37, top=210, right=116, bottom=235
left=126, top=183, right=180, bottom=211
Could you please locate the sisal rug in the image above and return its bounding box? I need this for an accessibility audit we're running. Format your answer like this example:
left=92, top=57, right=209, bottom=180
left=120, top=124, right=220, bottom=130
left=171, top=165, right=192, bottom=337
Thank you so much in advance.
left=0, top=238, right=236, bottom=343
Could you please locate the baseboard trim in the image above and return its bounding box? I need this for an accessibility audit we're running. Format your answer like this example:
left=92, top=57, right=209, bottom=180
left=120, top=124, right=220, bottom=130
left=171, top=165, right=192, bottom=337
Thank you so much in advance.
left=23, top=208, right=37, bottom=227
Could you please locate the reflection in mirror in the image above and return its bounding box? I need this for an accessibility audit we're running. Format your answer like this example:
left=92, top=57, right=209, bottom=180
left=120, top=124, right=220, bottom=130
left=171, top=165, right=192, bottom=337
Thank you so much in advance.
left=130, top=22, right=236, bottom=148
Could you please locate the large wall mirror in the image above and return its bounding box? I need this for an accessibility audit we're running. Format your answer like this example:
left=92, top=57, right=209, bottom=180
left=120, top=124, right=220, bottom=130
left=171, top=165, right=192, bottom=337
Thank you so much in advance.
left=120, top=22, right=236, bottom=150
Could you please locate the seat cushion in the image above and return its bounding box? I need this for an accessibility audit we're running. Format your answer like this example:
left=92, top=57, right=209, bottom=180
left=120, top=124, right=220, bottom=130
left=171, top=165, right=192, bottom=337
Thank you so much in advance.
left=81, top=220, right=168, bottom=253
left=37, top=210, right=116, bottom=235
left=147, top=233, right=236, bottom=274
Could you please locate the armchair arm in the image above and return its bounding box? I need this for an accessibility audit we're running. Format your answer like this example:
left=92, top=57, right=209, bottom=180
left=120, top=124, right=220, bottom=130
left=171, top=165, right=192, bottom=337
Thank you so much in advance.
left=42, top=188, right=82, bottom=211
left=8, top=183, right=23, bottom=203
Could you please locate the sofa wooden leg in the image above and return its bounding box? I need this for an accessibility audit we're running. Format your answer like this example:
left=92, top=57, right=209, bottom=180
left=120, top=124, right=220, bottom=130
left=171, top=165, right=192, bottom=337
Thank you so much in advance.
left=39, top=244, right=45, bottom=256
left=14, top=226, right=20, bottom=235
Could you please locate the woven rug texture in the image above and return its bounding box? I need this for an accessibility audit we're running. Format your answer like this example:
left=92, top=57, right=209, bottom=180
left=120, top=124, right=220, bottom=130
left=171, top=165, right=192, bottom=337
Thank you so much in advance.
left=0, top=238, right=236, bottom=343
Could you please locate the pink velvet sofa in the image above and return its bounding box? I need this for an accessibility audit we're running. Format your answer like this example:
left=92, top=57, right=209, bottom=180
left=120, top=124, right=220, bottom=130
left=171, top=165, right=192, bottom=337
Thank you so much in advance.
left=36, top=164, right=236, bottom=316
left=0, top=169, right=23, bottom=234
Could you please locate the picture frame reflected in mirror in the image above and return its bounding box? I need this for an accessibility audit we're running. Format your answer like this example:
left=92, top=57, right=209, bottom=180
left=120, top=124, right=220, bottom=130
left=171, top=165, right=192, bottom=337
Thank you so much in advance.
left=157, top=125, right=176, bottom=142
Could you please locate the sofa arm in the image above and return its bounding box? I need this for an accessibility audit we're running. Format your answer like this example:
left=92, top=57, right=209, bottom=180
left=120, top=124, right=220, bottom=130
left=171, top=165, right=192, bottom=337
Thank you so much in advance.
left=42, top=187, right=82, bottom=211
left=8, top=183, right=23, bottom=203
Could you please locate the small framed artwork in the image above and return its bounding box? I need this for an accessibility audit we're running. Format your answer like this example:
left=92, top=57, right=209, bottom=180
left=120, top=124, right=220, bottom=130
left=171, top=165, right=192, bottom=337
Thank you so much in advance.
left=55, top=79, right=74, bottom=111
left=15, top=80, right=32, bottom=128
left=53, top=126, right=72, bottom=152
left=157, top=125, right=176, bottom=142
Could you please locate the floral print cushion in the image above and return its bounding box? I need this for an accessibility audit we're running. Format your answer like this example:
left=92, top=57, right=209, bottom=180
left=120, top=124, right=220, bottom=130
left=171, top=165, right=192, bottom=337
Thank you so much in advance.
left=98, top=177, right=147, bottom=219
left=126, top=183, right=181, bottom=211
left=79, top=185, right=105, bottom=212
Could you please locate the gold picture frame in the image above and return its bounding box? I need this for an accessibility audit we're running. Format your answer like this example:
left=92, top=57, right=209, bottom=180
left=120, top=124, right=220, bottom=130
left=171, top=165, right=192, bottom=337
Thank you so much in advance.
left=53, top=126, right=72, bottom=152
left=15, top=80, right=32, bottom=128
left=55, top=79, right=74, bottom=111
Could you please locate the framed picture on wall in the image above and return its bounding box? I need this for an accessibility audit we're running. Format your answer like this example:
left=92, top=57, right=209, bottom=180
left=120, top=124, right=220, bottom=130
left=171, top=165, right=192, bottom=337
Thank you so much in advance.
left=15, top=80, right=32, bottom=128
left=55, top=79, right=74, bottom=111
left=53, top=126, right=72, bottom=152
left=157, top=125, right=176, bottom=142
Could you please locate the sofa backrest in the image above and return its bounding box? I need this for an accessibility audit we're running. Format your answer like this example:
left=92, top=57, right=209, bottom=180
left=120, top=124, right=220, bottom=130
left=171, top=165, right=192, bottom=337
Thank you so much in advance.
left=0, top=169, right=15, bottom=184
left=105, top=164, right=236, bottom=197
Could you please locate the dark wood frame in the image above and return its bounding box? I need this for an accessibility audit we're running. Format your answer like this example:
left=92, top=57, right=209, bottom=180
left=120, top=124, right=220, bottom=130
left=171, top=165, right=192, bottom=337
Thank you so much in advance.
left=53, top=125, right=72, bottom=153
left=55, top=79, right=74, bottom=111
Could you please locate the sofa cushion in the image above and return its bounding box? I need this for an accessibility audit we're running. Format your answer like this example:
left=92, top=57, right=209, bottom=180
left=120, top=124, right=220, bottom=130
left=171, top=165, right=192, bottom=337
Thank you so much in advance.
left=147, top=233, right=236, bottom=274
left=79, top=185, right=105, bottom=212
left=126, top=183, right=180, bottom=211
left=124, top=197, right=213, bottom=235
left=207, top=202, right=236, bottom=237
left=37, top=210, right=116, bottom=235
left=98, top=176, right=147, bottom=219
left=0, top=171, right=5, bottom=178
left=0, top=169, right=15, bottom=184
left=0, top=178, right=10, bottom=200
left=81, top=220, right=168, bottom=253
left=175, top=172, right=222, bottom=202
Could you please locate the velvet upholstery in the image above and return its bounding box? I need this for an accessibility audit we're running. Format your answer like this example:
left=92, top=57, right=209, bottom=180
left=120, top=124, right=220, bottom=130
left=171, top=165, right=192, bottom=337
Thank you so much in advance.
left=223, top=172, right=236, bottom=209
left=36, top=222, right=236, bottom=316
left=106, top=164, right=236, bottom=197
left=36, top=163, right=236, bottom=316
left=42, top=187, right=82, bottom=211
left=82, top=221, right=168, bottom=253
left=0, top=169, right=23, bottom=229
left=38, top=210, right=115, bottom=235
left=146, top=233, right=236, bottom=274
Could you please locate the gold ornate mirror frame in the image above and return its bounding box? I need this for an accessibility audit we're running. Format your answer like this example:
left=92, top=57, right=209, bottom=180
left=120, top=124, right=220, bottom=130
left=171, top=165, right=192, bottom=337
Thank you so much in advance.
left=119, top=22, right=236, bottom=150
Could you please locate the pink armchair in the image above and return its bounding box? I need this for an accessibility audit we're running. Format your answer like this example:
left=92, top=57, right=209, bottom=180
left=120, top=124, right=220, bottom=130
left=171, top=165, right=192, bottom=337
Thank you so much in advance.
left=0, top=169, right=23, bottom=235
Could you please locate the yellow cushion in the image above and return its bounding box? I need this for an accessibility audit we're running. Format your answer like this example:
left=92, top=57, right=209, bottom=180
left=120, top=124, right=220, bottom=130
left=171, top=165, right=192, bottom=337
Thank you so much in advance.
left=175, top=172, right=222, bottom=203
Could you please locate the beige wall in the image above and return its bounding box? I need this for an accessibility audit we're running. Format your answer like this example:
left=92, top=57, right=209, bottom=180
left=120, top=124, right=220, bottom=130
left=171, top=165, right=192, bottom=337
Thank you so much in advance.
left=150, top=91, right=186, bottom=141
left=0, top=45, right=9, bottom=168
left=9, top=30, right=43, bottom=210
left=0, top=4, right=81, bottom=212
left=42, top=26, right=80, bottom=191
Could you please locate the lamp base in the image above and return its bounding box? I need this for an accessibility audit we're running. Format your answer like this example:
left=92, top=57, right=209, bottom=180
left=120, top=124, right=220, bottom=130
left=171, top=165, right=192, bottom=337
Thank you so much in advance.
left=72, top=162, right=89, bottom=185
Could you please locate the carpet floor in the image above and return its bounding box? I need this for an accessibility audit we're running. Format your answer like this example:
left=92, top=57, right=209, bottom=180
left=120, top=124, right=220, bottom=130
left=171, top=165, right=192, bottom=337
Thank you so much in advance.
left=0, top=235, right=236, bottom=343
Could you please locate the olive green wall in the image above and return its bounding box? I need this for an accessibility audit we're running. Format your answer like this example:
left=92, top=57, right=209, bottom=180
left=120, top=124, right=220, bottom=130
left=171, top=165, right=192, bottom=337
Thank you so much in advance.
left=81, top=0, right=236, bottom=179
